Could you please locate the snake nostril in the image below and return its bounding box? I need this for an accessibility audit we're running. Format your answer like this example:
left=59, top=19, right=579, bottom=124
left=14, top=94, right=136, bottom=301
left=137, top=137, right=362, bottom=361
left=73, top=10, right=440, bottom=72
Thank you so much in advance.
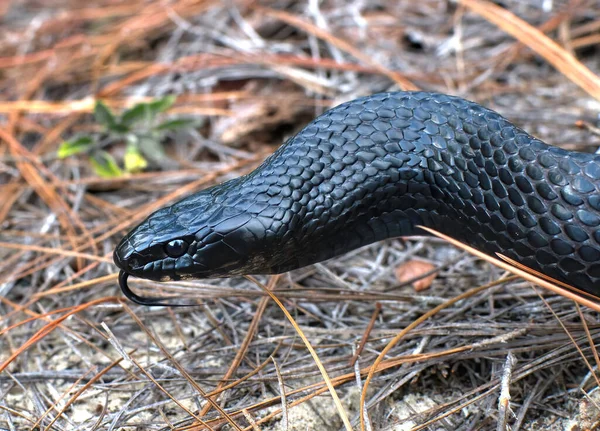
left=128, top=257, right=142, bottom=269
left=113, top=241, right=144, bottom=271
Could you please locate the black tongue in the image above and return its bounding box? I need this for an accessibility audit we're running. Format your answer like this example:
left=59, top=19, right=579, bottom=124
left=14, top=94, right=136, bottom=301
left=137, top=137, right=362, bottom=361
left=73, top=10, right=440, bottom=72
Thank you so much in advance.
left=117, top=270, right=193, bottom=307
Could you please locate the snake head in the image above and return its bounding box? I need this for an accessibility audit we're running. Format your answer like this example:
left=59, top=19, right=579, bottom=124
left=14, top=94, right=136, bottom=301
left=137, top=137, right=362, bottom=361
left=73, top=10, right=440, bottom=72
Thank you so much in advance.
left=113, top=181, right=286, bottom=285
left=113, top=204, right=198, bottom=282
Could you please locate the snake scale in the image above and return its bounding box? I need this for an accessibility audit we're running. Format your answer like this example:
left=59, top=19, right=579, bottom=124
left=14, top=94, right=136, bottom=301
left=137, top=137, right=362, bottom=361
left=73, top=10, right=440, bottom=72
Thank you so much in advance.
left=114, top=91, right=600, bottom=302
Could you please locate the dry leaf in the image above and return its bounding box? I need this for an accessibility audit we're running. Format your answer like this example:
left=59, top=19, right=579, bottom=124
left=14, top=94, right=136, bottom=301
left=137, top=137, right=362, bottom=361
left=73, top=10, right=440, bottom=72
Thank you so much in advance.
left=395, top=260, right=437, bottom=291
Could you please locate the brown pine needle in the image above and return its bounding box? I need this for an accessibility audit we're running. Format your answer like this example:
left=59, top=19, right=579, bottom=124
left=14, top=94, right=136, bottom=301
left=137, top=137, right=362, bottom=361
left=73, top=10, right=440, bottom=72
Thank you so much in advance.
left=359, top=276, right=517, bottom=431
left=574, top=302, right=600, bottom=387
left=0, top=241, right=112, bottom=264
left=245, top=275, right=354, bottom=431
left=349, top=302, right=382, bottom=367
left=536, top=289, right=600, bottom=389
left=198, top=274, right=281, bottom=418
left=460, top=0, right=600, bottom=100
left=255, top=6, right=419, bottom=91
left=418, top=226, right=600, bottom=312
left=121, top=301, right=243, bottom=431
left=31, top=273, right=118, bottom=298
left=0, top=297, right=119, bottom=373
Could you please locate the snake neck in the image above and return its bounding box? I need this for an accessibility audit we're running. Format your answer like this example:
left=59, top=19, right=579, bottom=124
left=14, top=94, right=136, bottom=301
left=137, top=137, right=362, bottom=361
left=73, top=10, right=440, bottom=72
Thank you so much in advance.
left=235, top=92, right=600, bottom=291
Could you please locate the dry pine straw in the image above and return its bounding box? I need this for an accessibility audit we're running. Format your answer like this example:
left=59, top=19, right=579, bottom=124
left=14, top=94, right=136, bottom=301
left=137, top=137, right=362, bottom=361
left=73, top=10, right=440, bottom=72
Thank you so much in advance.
left=2, top=1, right=600, bottom=430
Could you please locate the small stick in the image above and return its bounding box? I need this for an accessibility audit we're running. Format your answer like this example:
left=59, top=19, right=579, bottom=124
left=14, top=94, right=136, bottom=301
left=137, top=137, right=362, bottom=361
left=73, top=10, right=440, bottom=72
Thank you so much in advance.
left=349, top=302, right=382, bottom=367
left=497, top=352, right=517, bottom=431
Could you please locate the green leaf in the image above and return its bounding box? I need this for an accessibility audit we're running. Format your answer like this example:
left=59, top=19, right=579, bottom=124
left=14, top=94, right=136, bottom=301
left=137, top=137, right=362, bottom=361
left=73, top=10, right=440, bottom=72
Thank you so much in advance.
left=138, top=136, right=165, bottom=161
left=57, top=136, right=94, bottom=158
left=154, top=118, right=196, bottom=131
left=119, top=96, right=177, bottom=128
left=124, top=146, right=148, bottom=173
left=94, top=100, right=116, bottom=128
left=148, top=95, right=176, bottom=114
left=89, top=151, right=123, bottom=177
left=108, top=123, right=130, bottom=134
left=120, top=103, right=152, bottom=127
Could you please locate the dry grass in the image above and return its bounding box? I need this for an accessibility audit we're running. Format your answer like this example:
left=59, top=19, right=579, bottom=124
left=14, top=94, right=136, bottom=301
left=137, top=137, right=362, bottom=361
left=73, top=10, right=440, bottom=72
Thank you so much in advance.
left=1, top=0, right=600, bottom=430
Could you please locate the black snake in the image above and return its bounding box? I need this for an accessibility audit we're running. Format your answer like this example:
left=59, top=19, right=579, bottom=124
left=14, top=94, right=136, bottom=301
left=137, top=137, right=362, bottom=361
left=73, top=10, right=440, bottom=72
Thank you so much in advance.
left=114, top=91, right=600, bottom=303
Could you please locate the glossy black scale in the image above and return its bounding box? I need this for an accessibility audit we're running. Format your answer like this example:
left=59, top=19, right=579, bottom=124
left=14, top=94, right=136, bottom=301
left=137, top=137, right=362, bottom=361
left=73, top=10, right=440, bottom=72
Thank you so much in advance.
left=114, top=92, right=600, bottom=297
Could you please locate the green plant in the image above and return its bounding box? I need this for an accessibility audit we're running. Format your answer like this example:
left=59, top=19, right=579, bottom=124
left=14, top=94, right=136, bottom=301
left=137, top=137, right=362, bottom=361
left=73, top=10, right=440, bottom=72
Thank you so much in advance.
left=58, top=95, right=196, bottom=177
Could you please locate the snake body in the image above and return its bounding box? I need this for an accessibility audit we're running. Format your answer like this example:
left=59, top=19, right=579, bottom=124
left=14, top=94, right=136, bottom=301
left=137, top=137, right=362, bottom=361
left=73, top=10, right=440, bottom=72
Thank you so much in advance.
left=114, top=91, right=600, bottom=299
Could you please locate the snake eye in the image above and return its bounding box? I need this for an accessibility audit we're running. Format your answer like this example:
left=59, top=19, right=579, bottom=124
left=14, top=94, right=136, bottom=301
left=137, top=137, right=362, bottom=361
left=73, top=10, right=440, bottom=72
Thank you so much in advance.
left=165, top=239, right=188, bottom=258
